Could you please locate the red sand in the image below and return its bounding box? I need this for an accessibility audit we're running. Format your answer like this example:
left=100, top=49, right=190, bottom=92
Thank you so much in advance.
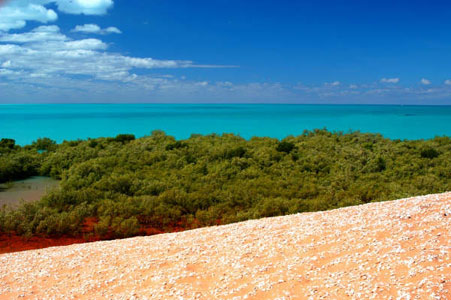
left=0, top=217, right=99, bottom=254
left=1, top=192, right=450, bottom=299
left=0, top=217, right=193, bottom=254
left=0, top=234, right=89, bottom=254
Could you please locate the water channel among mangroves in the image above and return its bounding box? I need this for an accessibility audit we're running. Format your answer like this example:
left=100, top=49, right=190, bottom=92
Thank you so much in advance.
left=0, top=177, right=59, bottom=208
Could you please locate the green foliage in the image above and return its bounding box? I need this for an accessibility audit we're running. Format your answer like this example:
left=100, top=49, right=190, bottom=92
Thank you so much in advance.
left=276, top=141, right=296, bottom=153
left=166, top=141, right=188, bottom=151
left=0, top=152, right=41, bottom=182
left=253, top=197, right=291, bottom=218
left=112, top=216, right=140, bottom=238
left=33, top=137, right=57, bottom=151
left=94, top=216, right=111, bottom=236
left=0, top=130, right=449, bottom=239
left=224, top=146, right=246, bottom=159
left=113, top=134, right=136, bottom=144
left=420, top=147, right=440, bottom=159
left=0, top=138, right=16, bottom=152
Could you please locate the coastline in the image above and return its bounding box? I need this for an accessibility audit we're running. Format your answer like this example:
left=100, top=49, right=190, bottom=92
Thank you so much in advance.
left=1, top=104, right=451, bottom=145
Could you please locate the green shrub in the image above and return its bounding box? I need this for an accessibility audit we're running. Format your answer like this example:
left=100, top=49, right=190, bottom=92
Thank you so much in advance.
left=420, top=147, right=440, bottom=159
left=33, top=137, right=56, bottom=151
left=276, top=141, right=296, bottom=153
left=94, top=216, right=111, bottom=236
left=112, top=216, right=140, bottom=238
left=1, top=130, right=450, bottom=238
left=0, top=139, right=15, bottom=151
left=166, top=141, right=188, bottom=150
left=114, top=134, right=136, bottom=144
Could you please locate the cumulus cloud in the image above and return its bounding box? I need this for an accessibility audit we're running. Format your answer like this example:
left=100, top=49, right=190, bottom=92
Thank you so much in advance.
left=445, top=79, right=451, bottom=85
left=380, top=78, right=399, bottom=83
left=0, top=0, right=244, bottom=102
left=0, top=25, right=220, bottom=83
left=420, top=78, right=431, bottom=85
left=0, top=25, right=66, bottom=43
left=71, top=24, right=121, bottom=35
left=0, top=2, right=58, bottom=31
left=55, top=0, right=113, bottom=15
left=0, top=0, right=114, bottom=31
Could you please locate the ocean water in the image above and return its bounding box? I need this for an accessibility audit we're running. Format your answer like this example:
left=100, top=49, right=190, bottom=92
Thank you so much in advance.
left=0, top=104, right=450, bottom=145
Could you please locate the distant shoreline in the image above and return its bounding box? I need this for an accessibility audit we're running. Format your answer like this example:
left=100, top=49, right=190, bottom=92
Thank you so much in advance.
left=1, top=104, right=450, bottom=145
left=1, top=103, right=451, bottom=106
left=2, top=130, right=451, bottom=148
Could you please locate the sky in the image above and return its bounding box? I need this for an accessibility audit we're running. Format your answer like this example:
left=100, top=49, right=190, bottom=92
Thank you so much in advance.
left=0, top=0, right=451, bottom=104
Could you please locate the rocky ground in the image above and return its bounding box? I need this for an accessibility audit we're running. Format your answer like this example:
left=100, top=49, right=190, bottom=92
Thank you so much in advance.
left=1, top=192, right=450, bottom=299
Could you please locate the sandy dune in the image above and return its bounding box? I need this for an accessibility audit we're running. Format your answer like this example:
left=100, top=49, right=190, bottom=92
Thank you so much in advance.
left=1, top=192, right=450, bottom=299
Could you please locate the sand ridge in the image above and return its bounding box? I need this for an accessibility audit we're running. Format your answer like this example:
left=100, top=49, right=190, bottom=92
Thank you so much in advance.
left=1, top=192, right=450, bottom=299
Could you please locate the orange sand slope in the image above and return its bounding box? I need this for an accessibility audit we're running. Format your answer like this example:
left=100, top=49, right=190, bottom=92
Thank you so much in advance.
left=1, top=192, right=450, bottom=299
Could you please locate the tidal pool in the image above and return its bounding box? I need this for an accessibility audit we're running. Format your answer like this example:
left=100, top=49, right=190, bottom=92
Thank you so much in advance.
left=0, top=177, right=59, bottom=208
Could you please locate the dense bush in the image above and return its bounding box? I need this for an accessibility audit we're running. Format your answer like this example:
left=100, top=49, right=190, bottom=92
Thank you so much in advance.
left=0, top=152, right=41, bottom=182
left=32, top=137, right=57, bottom=151
left=276, top=141, right=296, bottom=153
left=0, top=138, right=16, bottom=152
left=420, top=147, right=440, bottom=159
left=112, top=134, right=136, bottom=144
left=0, top=130, right=449, bottom=238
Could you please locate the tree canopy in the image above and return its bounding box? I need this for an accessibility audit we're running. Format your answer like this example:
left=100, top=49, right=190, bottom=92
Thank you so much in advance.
left=0, top=130, right=449, bottom=238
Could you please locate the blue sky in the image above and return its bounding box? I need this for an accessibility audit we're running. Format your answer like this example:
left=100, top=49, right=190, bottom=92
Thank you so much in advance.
left=0, top=0, right=451, bottom=104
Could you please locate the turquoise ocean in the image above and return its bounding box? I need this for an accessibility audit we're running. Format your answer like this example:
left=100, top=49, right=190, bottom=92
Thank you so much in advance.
left=1, top=104, right=450, bottom=145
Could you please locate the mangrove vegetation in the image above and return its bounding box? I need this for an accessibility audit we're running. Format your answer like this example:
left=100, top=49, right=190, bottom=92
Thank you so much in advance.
left=0, top=130, right=450, bottom=238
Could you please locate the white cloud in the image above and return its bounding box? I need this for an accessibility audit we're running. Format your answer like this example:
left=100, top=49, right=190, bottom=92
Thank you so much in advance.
left=1, top=60, right=12, bottom=68
left=445, top=79, right=451, bottom=85
left=0, top=25, right=218, bottom=83
left=71, top=24, right=121, bottom=35
left=0, top=2, right=58, bottom=31
left=420, top=78, right=431, bottom=85
left=0, top=68, right=24, bottom=77
left=64, top=38, right=108, bottom=50
left=55, top=0, right=113, bottom=15
left=0, top=0, right=114, bottom=32
left=380, top=78, right=399, bottom=83
left=0, top=25, right=67, bottom=43
left=325, top=81, right=340, bottom=86
left=0, top=75, right=295, bottom=103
